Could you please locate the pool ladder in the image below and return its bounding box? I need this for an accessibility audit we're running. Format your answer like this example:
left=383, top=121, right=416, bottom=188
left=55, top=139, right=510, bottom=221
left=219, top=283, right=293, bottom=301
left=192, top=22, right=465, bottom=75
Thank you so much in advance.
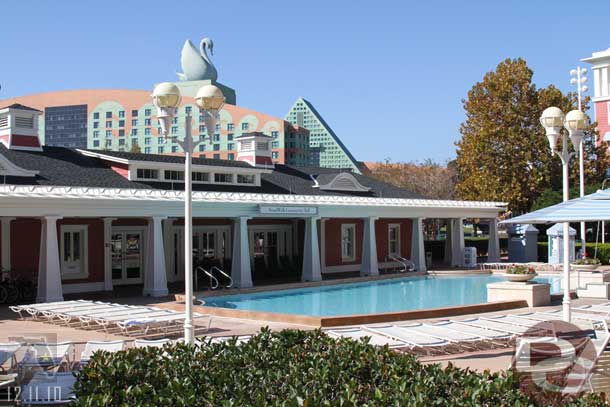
left=387, top=254, right=416, bottom=273
left=195, top=266, right=233, bottom=290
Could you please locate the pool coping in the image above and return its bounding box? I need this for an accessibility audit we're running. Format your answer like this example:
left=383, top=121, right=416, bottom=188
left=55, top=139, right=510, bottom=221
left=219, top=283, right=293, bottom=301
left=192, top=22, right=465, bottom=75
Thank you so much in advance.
left=169, top=272, right=535, bottom=327
left=161, top=299, right=529, bottom=328
left=192, top=271, right=430, bottom=298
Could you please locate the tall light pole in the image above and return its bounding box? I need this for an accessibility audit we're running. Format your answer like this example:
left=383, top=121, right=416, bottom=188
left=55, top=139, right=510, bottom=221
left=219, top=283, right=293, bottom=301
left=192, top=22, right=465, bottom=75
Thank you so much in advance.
left=540, top=107, right=588, bottom=322
left=152, top=82, right=225, bottom=344
left=570, top=67, right=589, bottom=257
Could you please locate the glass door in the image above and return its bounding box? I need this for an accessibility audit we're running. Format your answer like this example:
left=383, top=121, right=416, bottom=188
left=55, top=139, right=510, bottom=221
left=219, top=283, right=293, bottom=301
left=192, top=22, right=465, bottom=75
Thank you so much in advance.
left=111, top=231, right=144, bottom=285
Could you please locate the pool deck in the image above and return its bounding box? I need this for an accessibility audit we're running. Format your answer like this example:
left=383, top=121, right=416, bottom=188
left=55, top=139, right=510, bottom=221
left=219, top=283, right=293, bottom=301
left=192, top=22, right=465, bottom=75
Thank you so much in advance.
left=2, top=297, right=606, bottom=373
left=2, top=269, right=607, bottom=374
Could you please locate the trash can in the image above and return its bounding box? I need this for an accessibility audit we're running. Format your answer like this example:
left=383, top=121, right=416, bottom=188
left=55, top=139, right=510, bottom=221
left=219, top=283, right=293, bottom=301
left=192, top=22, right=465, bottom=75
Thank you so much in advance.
left=546, top=223, right=576, bottom=264
left=463, top=247, right=477, bottom=268
left=508, top=224, right=539, bottom=263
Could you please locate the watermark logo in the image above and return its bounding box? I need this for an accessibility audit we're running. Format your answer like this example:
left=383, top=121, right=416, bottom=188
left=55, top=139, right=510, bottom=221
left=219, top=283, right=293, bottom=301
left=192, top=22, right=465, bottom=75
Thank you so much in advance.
left=510, top=319, right=604, bottom=400
left=0, top=334, right=74, bottom=405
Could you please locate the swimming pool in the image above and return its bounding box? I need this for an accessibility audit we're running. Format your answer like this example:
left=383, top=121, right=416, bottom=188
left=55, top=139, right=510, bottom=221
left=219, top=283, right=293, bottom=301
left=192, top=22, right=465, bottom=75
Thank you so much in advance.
left=201, top=274, right=562, bottom=317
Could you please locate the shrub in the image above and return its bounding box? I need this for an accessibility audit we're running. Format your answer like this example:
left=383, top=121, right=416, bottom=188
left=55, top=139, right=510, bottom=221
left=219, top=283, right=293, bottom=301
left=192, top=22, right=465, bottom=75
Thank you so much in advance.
left=506, top=264, right=536, bottom=274
left=572, top=257, right=602, bottom=265
left=72, top=328, right=607, bottom=407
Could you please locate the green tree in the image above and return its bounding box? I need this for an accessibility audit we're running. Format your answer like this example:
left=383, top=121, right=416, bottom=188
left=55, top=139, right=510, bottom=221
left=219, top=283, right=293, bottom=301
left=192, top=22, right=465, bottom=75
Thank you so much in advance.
left=367, top=158, right=455, bottom=199
left=129, top=143, right=142, bottom=154
left=455, top=58, right=607, bottom=214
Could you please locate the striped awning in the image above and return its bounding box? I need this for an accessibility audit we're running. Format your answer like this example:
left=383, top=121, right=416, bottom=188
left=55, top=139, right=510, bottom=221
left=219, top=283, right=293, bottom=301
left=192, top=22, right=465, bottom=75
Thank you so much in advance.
left=501, top=189, right=610, bottom=224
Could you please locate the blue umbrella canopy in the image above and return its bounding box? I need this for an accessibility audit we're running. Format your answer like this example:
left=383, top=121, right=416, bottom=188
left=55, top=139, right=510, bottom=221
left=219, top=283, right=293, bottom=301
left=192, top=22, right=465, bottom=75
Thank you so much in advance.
left=501, top=189, right=610, bottom=224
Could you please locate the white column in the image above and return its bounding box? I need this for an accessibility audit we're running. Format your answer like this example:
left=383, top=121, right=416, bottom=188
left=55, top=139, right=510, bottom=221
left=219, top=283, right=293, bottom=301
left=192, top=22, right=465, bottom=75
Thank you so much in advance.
left=143, top=216, right=169, bottom=297
left=102, top=218, right=116, bottom=291
left=361, top=217, right=379, bottom=277
left=1, top=217, right=15, bottom=272
left=411, top=218, right=426, bottom=272
left=487, top=218, right=500, bottom=262
left=450, top=218, right=464, bottom=267
left=443, top=220, right=452, bottom=264
left=302, top=216, right=322, bottom=282
left=37, top=216, right=64, bottom=303
left=231, top=216, right=253, bottom=288
left=320, top=219, right=327, bottom=272
left=162, top=218, right=174, bottom=282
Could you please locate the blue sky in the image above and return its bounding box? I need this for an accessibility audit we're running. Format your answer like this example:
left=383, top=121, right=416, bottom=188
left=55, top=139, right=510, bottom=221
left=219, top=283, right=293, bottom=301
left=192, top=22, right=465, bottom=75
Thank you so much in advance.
left=1, top=0, right=609, bottom=163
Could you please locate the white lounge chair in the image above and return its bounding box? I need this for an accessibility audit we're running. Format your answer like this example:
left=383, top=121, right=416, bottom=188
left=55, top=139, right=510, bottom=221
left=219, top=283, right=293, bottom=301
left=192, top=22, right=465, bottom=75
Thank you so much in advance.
left=80, top=340, right=126, bottom=364
left=575, top=303, right=610, bottom=317
left=210, top=335, right=252, bottom=345
left=134, top=339, right=171, bottom=348
left=397, top=322, right=486, bottom=350
left=10, top=300, right=92, bottom=320
left=510, top=336, right=577, bottom=373
left=326, top=327, right=409, bottom=348
left=20, top=371, right=76, bottom=405
left=40, top=302, right=123, bottom=323
left=363, top=325, right=453, bottom=354
left=430, top=320, right=512, bottom=344
left=453, top=317, right=530, bottom=336
left=116, top=312, right=212, bottom=338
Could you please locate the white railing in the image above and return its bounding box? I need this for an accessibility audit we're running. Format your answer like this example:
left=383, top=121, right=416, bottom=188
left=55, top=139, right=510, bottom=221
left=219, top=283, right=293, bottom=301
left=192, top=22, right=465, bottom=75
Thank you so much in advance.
left=387, top=254, right=416, bottom=272
left=211, top=266, right=233, bottom=289
left=195, top=266, right=219, bottom=290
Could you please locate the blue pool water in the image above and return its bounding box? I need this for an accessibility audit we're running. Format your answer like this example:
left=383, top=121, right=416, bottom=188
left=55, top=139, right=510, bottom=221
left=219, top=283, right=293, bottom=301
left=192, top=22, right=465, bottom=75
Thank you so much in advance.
left=202, top=274, right=562, bottom=317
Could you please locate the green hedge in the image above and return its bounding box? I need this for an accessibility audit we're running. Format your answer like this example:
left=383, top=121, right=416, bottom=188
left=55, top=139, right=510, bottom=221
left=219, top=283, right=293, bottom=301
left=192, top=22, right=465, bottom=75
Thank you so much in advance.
left=537, top=242, right=610, bottom=264
left=72, top=328, right=607, bottom=406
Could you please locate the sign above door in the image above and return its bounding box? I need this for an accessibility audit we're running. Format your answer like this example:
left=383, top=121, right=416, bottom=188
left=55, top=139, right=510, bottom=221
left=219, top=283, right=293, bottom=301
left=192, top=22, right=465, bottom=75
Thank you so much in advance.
left=259, top=205, right=318, bottom=216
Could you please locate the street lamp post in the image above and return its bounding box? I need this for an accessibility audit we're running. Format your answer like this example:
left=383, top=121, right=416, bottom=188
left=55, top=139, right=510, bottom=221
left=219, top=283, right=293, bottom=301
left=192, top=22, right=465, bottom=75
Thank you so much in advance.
left=570, top=67, right=589, bottom=257
left=152, top=82, right=225, bottom=344
left=540, top=107, right=588, bottom=322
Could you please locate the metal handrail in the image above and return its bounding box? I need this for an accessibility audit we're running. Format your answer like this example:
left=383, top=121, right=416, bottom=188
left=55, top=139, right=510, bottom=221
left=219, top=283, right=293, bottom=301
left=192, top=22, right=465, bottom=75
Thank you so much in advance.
left=387, top=254, right=416, bottom=272
left=196, top=266, right=219, bottom=290
left=211, top=266, right=233, bottom=288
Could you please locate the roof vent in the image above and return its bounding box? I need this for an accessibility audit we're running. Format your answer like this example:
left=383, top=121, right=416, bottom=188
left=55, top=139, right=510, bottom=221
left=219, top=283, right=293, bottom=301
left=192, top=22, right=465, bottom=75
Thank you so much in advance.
left=236, top=132, right=274, bottom=168
left=0, top=104, right=43, bottom=152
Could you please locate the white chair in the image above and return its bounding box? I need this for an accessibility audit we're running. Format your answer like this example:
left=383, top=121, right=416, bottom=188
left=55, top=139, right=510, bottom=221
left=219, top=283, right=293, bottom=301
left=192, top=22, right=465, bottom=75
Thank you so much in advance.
left=431, top=320, right=512, bottom=344
left=326, top=327, right=409, bottom=349
left=210, top=335, right=252, bottom=345
left=363, top=325, right=453, bottom=354
left=453, top=318, right=528, bottom=336
left=134, top=339, right=170, bottom=349
left=397, top=322, right=487, bottom=350
left=80, top=340, right=126, bottom=364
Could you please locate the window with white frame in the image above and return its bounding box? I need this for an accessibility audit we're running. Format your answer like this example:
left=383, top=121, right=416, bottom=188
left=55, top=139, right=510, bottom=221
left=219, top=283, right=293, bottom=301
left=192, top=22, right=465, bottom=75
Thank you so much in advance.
left=165, top=170, right=184, bottom=181
left=60, top=225, right=88, bottom=279
left=136, top=168, right=158, bottom=180
left=237, top=174, right=255, bottom=184
left=214, top=173, right=233, bottom=183
left=341, top=224, right=356, bottom=262
left=388, top=224, right=401, bottom=256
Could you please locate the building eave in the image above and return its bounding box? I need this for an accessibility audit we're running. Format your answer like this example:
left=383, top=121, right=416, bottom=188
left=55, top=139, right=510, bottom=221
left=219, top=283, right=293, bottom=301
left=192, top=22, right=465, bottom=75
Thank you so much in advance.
left=0, top=184, right=507, bottom=210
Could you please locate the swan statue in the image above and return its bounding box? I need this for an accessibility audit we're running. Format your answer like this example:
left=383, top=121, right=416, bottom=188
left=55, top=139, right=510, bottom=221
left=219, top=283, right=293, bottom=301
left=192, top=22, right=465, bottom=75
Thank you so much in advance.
left=177, top=38, right=218, bottom=82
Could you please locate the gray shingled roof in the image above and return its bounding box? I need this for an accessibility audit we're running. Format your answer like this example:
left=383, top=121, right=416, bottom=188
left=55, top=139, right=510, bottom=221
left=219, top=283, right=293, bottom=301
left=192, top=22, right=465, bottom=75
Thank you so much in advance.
left=0, top=145, right=426, bottom=199
left=83, top=149, right=253, bottom=169
left=0, top=103, right=42, bottom=112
